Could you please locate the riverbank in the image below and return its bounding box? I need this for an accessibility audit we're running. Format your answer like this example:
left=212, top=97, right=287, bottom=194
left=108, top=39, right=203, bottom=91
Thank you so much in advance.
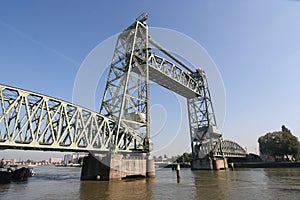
left=234, top=161, right=300, bottom=168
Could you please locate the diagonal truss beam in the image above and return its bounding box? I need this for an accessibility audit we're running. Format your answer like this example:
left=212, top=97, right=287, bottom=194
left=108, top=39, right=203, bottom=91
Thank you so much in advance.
left=0, top=84, right=145, bottom=152
left=212, top=139, right=247, bottom=158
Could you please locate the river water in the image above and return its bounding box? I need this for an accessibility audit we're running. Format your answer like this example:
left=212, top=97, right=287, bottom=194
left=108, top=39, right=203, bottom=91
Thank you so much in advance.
left=0, top=166, right=300, bottom=200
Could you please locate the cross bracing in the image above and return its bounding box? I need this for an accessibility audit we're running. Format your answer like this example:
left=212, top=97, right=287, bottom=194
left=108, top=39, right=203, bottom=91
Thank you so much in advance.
left=0, top=84, right=145, bottom=152
left=147, top=54, right=202, bottom=98
left=212, top=140, right=247, bottom=158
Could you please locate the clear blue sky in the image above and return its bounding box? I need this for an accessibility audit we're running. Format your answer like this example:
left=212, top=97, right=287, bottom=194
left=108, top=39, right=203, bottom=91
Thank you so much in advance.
left=1, top=0, right=300, bottom=160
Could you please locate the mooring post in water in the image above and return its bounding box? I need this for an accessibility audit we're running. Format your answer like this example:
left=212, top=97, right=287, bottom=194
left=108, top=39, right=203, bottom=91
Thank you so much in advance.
left=230, top=162, right=234, bottom=171
left=176, top=164, right=181, bottom=179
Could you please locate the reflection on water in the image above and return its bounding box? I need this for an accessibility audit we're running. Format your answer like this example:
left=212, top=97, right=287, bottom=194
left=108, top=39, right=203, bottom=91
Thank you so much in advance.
left=0, top=166, right=300, bottom=200
left=191, top=168, right=300, bottom=200
left=79, top=178, right=154, bottom=200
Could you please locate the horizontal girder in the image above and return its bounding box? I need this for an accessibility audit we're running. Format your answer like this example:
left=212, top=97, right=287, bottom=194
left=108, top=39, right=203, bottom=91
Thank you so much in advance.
left=134, top=53, right=202, bottom=98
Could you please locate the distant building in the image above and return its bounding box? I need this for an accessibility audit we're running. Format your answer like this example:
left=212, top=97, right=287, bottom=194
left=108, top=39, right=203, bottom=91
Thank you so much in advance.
left=63, top=154, right=80, bottom=165
left=49, top=157, right=62, bottom=164
left=11, top=159, right=17, bottom=165
left=63, top=154, right=73, bottom=165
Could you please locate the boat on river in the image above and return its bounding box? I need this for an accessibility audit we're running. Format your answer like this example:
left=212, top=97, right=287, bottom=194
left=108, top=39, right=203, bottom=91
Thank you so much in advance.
left=0, top=167, right=32, bottom=184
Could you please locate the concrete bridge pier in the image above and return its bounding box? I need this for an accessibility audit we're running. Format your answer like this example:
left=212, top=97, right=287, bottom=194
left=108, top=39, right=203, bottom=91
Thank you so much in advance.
left=146, top=158, right=155, bottom=178
left=213, top=157, right=228, bottom=170
left=191, top=157, right=228, bottom=170
left=80, top=153, right=155, bottom=181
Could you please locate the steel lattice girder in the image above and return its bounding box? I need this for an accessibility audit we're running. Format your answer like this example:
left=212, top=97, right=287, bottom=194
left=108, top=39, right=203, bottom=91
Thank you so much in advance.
left=0, top=84, right=144, bottom=152
left=147, top=54, right=202, bottom=98
left=100, top=19, right=151, bottom=152
left=187, top=69, right=222, bottom=159
left=212, top=139, right=247, bottom=158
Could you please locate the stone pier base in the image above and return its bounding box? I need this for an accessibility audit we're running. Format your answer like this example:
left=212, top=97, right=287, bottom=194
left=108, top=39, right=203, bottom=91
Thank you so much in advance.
left=146, top=159, right=155, bottom=178
left=80, top=153, right=155, bottom=181
left=191, top=157, right=228, bottom=170
left=214, top=157, right=228, bottom=170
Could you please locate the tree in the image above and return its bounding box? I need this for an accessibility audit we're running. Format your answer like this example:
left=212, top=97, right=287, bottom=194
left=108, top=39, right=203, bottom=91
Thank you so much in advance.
left=176, top=152, right=192, bottom=163
left=258, top=125, right=300, bottom=161
left=281, top=125, right=291, bottom=133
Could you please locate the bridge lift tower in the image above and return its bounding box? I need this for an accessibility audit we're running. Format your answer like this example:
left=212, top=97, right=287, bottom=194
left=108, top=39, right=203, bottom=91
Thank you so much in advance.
left=98, top=13, right=246, bottom=171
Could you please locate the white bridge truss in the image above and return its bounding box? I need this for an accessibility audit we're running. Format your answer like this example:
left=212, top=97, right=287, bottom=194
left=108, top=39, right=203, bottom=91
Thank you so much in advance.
left=0, top=84, right=144, bottom=152
left=213, top=140, right=247, bottom=158
left=0, top=13, right=246, bottom=159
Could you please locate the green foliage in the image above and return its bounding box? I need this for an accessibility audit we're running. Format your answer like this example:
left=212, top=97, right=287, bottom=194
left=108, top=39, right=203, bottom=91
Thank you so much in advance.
left=281, top=125, right=291, bottom=133
left=258, top=125, right=300, bottom=161
left=176, top=152, right=192, bottom=163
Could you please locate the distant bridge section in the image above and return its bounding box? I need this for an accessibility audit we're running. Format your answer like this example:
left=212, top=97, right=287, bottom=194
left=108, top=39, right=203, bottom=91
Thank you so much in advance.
left=212, top=140, right=247, bottom=158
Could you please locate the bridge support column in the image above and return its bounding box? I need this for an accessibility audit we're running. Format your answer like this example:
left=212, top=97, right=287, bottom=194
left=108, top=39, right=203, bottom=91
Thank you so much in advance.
left=146, top=158, right=155, bottom=178
left=213, top=157, right=228, bottom=170
left=80, top=153, right=150, bottom=181
left=191, top=158, right=213, bottom=170
left=80, top=153, right=110, bottom=181
left=191, top=157, right=228, bottom=170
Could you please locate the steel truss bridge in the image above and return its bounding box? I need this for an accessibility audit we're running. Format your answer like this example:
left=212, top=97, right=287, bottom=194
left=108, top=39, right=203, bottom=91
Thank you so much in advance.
left=0, top=13, right=246, bottom=160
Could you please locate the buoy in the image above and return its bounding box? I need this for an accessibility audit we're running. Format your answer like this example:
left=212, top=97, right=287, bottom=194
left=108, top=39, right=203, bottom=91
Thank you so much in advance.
left=96, top=175, right=101, bottom=180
